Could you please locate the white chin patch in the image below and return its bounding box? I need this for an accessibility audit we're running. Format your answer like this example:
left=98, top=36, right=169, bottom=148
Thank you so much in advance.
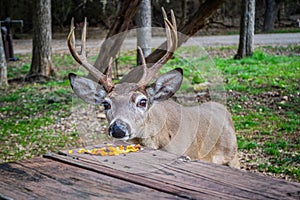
left=113, top=135, right=130, bottom=141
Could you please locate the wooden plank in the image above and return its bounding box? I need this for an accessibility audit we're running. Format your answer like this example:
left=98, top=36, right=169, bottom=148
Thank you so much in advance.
left=57, top=145, right=300, bottom=200
left=0, top=157, right=185, bottom=200
left=146, top=161, right=300, bottom=200
left=45, top=153, right=195, bottom=199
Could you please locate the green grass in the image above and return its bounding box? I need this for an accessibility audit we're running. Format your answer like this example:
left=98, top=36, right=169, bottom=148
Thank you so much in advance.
left=0, top=80, right=78, bottom=161
left=237, top=135, right=258, bottom=150
left=215, top=50, right=300, bottom=95
left=7, top=63, right=30, bottom=79
left=261, top=28, right=300, bottom=34
left=214, top=49, right=299, bottom=181
left=0, top=60, right=79, bottom=162
left=1, top=45, right=299, bottom=181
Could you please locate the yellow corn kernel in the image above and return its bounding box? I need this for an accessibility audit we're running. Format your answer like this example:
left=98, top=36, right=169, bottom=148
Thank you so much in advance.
left=78, top=148, right=85, bottom=154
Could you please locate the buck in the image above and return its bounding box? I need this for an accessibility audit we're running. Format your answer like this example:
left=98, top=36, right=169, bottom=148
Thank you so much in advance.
left=67, top=10, right=240, bottom=168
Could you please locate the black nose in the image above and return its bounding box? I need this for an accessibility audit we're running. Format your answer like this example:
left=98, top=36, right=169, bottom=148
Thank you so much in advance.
left=108, top=119, right=129, bottom=139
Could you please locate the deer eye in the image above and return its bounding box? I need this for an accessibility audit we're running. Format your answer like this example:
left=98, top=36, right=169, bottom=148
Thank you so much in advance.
left=137, top=98, right=147, bottom=108
left=102, top=101, right=111, bottom=110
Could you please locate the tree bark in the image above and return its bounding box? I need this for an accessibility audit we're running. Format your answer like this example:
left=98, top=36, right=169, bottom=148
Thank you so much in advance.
left=235, top=0, right=255, bottom=59
left=120, top=0, right=225, bottom=83
left=181, top=0, right=188, bottom=27
left=0, top=24, right=8, bottom=87
left=136, top=0, right=152, bottom=65
left=262, top=0, right=278, bottom=32
left=27, top=0, right=55, bottom=80
left=94, top=0, right=141, bottom=74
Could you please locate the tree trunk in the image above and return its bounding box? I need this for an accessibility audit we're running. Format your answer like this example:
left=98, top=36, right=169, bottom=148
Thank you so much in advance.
left=262, top=0, right=278, bottom=32
left=136, top=0, right=152, bottom=65
left=235, top=0, right=255, bottom=59
left=0, top=24, right=8, bottom=87
left=94, top=0, right=141, bottom=75
left=27, top=0, right=55, bottom=80
left=181, top=0, right=188, bottom=27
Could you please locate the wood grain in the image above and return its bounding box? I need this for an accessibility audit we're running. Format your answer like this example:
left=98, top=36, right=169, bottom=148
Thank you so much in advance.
left=0, top=157, right=185, bottom=200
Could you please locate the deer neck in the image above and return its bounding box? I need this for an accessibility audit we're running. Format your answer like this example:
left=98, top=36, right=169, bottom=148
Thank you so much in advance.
left=132, top=100, right=182, bottom=149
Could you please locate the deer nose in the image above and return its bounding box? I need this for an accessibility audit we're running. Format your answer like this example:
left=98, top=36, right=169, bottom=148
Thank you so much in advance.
left=108, top=119, right=130, bottom=139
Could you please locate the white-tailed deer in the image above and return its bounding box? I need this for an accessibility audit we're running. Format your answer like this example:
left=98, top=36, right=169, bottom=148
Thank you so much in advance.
left=68, top=10, right=240, bottom=168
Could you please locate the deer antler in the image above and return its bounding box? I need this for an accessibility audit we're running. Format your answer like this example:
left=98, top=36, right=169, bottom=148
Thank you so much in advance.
left=67, top=17, right=114, bottom=92
left=137, top=8, right=178, bottom=87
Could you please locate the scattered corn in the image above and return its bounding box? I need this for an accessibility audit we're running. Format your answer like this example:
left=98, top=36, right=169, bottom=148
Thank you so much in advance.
left=70, top=144, right=142, bottom=156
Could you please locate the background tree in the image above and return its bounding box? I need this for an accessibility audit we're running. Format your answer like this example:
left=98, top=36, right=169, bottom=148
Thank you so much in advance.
left=136, top=0, right=152, bottom=65
left=26, top=0, right=55, bottom=80
left=0, top=24, right=8, bottom=87
left=235, top=0, right=255, bottom=59
left=262, top=0, right=281, bottom=32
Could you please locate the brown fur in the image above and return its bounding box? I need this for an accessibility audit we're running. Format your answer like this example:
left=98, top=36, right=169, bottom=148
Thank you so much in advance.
left=131, top=100, right=240, bottom=168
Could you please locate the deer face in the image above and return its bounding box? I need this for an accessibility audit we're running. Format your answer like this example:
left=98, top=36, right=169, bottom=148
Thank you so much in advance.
left=69, top=68, right=183, bottom=140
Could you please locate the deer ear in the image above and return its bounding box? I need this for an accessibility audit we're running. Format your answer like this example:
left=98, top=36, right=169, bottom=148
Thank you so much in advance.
left=146, top=68, right=183, bottom=102
left=69, top=73, right=106, bottom=105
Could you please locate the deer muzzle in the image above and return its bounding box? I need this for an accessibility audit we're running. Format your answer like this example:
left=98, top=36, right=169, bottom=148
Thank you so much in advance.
left=108, top=119, right=131, bottom=139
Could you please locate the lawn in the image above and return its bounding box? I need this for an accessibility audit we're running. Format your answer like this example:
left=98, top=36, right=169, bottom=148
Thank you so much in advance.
left=0, top=45, right=299, bottom=182
left=214, top=48, right=300, bottom=181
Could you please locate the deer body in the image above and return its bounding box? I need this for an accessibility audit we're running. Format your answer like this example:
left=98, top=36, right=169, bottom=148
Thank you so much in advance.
left=67, top=10, right=240, bottom=168
left=140, top=101, right=239, bottom=168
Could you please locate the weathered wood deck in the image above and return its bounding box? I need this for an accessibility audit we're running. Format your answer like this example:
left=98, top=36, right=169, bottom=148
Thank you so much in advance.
left=0, top=143, right=299, bottom=200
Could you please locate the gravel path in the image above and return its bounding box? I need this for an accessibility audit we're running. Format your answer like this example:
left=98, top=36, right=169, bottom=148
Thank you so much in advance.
left=14, top=32, right=300, bottom=55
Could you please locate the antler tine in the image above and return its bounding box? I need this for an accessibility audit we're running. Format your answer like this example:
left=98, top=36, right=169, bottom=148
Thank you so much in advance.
left=170, top=10, right=177, bottom=40
left=107, top=57, right=114, bottom=78
left=170, top=10, right=178, bottom=48
left=137, top=8, right=177, bottom=86
left=70, top=18, right=76, bottom=49
left=161, top=7, right=171, bottom=49
left=67, top=18, right=114, bottom=92
left=67, top=19, right=81, bottom=64
left=137, top=46, right=148, bottom=86
left=137, top=46, right=147, bottom=68
left=151, top=9, right=177, bottom=70
left=81, top=17, right=87, bottom=57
